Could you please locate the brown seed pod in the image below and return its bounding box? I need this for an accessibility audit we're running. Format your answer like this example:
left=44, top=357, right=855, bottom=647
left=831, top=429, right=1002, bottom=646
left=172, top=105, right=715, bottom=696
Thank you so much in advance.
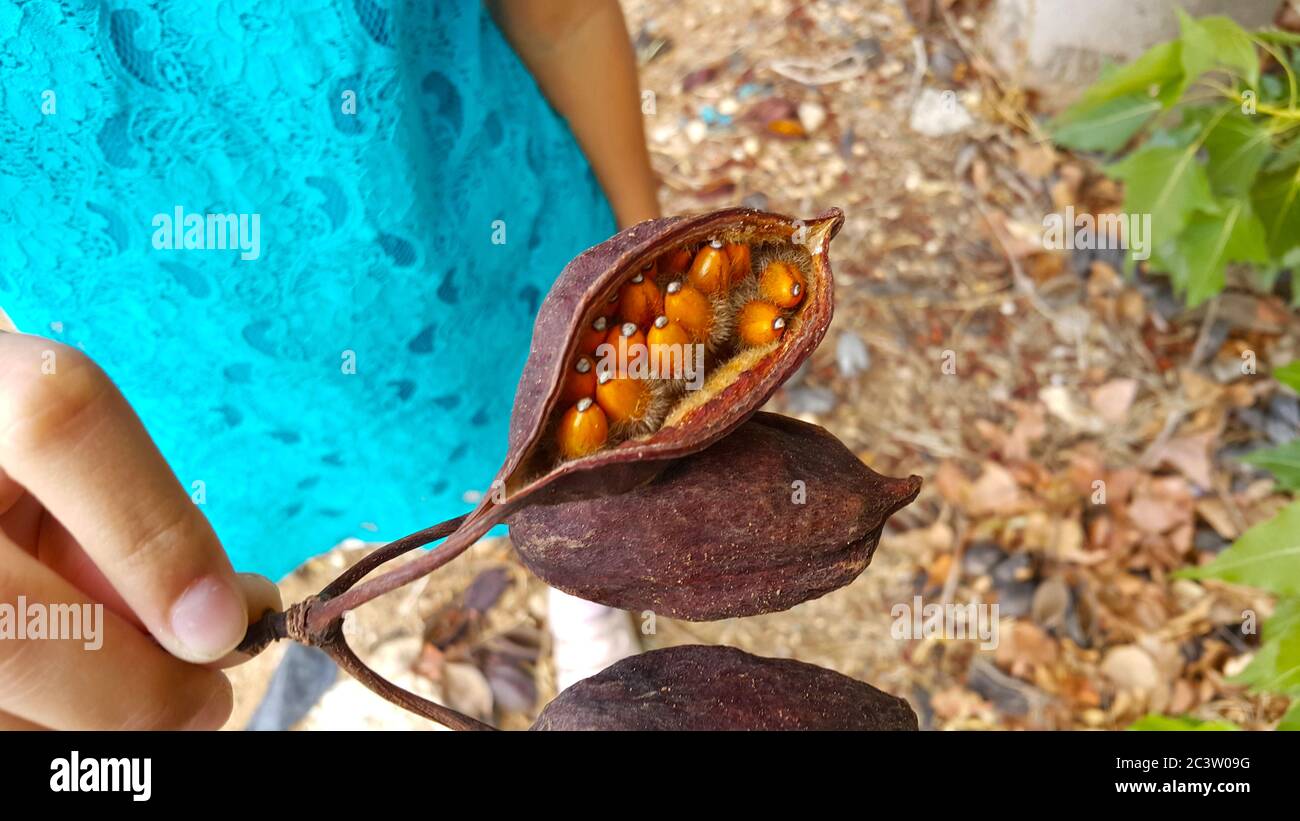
left=531, top=644, right=919, bottom=731
left=511, top=412, right=921, bottom=620
left=279, top=210, right=848, bottom=655
left=498, top=208, right=842, bottom=509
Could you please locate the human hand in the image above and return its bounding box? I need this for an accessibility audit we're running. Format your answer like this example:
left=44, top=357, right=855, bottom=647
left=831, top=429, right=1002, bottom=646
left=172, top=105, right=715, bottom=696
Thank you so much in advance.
left=0, top=331, right=280, bottom=729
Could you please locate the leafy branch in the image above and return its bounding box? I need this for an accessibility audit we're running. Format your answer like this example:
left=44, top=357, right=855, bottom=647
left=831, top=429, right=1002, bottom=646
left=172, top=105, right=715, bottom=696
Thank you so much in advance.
left=1050, top=12, right=1300, bottom=307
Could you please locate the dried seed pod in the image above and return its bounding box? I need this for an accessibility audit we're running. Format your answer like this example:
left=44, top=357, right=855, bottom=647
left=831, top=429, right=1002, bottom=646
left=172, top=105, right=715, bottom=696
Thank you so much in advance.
left=401, top=209, right=844, bottom=587
left=687, top=239, right=730, bottom=295
left=558, top=355, right=596, bottom=403
left=578, top=316, right=608, bottom=355
left=511, top=412, right=922, bottom=620
left=617, top=273, right=663, bottom=330
left=723, top=241, right=752, bottom=285
left=555, top=398, right=608, bottom=460
left=759, top=260, right=806, bottom=309
left=531, top=644, right=919, bottom=731
left=736, top=299, right=786, bottom=347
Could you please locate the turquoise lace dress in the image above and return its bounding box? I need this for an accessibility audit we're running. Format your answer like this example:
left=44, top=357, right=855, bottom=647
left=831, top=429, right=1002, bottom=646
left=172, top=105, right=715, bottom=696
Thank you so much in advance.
left=0, top=0, right=617, bottom=578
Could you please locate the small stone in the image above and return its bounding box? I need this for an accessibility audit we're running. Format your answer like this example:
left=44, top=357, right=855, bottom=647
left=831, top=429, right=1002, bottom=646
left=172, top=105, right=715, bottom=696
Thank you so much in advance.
left=991, top=552, right=1034, bottom=586
left=961, top=540, right=1006, bottom=576
left=798, top=101, right=828, bottom=134
left=835, top=331, right=871, bottom=378
left=909, top=88, right=974, bottom=137
left=995, top=580, right=1036, bottom=619
left=1101, top=644, right=1160, bottom=692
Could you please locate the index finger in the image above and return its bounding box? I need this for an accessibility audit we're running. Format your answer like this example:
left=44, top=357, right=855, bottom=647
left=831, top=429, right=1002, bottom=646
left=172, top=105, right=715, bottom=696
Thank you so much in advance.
left=0, top=332, right=249, bottom=663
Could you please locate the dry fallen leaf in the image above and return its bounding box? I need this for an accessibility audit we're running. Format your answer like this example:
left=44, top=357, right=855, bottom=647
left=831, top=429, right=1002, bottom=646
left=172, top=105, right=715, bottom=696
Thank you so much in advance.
left=1089, top=378, right=1138, bottom=424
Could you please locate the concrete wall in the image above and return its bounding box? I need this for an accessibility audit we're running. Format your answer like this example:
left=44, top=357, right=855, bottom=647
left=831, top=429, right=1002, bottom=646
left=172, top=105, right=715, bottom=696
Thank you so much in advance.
left=982, top=0, right=1281, bottom=110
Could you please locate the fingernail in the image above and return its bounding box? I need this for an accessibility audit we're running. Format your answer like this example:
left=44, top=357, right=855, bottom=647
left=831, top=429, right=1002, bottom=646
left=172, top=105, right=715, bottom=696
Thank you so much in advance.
left=170, top=575, right=246, bottom=661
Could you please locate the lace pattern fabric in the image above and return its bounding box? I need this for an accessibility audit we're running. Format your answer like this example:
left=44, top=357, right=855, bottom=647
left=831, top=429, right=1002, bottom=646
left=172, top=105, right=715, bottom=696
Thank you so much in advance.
left=0, top=0, right=616, bottom=577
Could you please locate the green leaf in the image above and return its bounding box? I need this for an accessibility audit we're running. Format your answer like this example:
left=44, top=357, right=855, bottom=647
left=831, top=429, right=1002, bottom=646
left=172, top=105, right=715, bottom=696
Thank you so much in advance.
left=1202, top=111, right=1273, bottom=196
left=1234, top=599, right=1300, bottom=693
left=1129, top=714, right=1239, bottom=731
left=1279, top=699, right=1300, bottom=730
left=1177, top=500, right=1300, bottom=595
left=1275, top=360, right=1300, bottom=393
left=1107, top=144, right=1216, bottom=251
left=1050, top=93, right=1162, bottom=153
left=1164, top=198, right=1268, bottom=305
left=1178, top=11, right=1261, bottom=89
left=1252, top=163, right=1300, bottom=258
left=1080, top=40, right=1186, bottom=108
left=1242, top=441, right=1300, bottom=491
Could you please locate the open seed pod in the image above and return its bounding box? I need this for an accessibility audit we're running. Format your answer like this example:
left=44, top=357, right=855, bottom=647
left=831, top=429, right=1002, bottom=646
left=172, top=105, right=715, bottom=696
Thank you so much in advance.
left=347, top=209, right=851, bottom=598
left=531, top=644, right=918, bottom=731
left=500, top=207, right=843, bottom=507
left=510, top=412, right=921, bottom=620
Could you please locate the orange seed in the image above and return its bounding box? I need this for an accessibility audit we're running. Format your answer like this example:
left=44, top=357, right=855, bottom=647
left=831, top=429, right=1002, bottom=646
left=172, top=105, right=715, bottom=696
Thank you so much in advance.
left=687, top=240, right=730, bottom=295
left=724, top=242, right=752, bottom=285
left=737, top=300, right=786, bottom=347
left=618, top=273, right=664, bottom=330
left=661, top=247, right=693, bottom=276
left=557, top=398, right=608, bottom=459
left=758, top=260, right=806, bottom=309
left=595, top=370, right=650, bottom=425
left=559, top=355, right=596, bottom=403
left=663, top=280, right=714, bottom=343
left=579, top=316, right=609, bottom=355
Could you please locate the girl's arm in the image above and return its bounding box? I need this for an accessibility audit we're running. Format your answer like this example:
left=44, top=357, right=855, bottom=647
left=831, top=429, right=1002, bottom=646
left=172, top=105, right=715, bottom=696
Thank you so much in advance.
left=487, top=0, right=661, bottom=229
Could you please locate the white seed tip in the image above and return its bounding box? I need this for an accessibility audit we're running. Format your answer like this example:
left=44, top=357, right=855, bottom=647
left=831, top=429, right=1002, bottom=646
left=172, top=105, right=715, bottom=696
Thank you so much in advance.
left=667, top=280, right=683, bottom=294
left=620, top=322, right=637, bottom=337
left=597, top=370, right=613, bottom=385
left=575, top=357, right=591, bottom=373
left=576, top=397, right=593, bottom=412
left=791, top=283, right=802, bottom=296
left=631, top=273, right=644, bottom=284
left=593, top=316, right=607, bottom=331
left=773, top=317, right=786, bottom=331
left=653, top=315, right=669, bottom=329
